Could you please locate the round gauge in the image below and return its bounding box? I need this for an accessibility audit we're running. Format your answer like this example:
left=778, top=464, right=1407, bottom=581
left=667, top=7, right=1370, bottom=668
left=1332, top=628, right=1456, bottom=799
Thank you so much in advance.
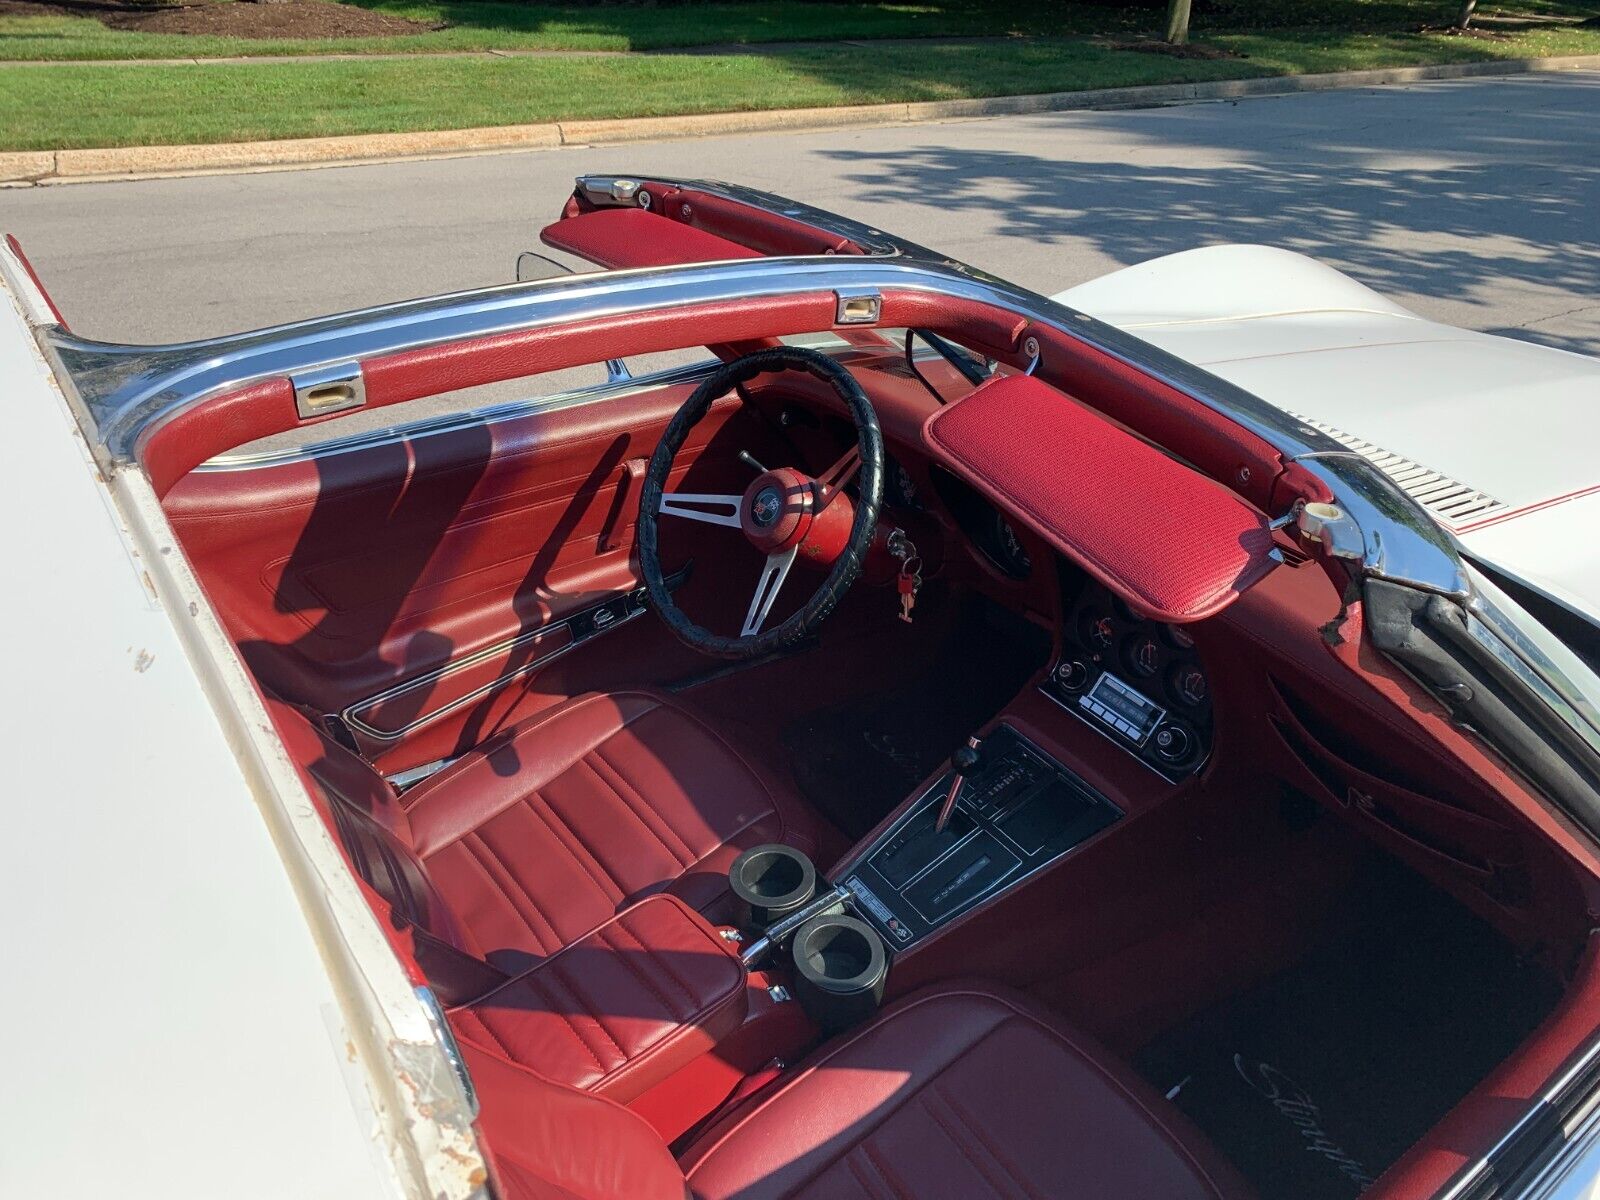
left=1164, top=625, right=1196, bottom=651
left=1077, top=609, right=1117, bottom=653
left=1123, top=633, right=1163, bottom=679
left=1167, top=662, right=1210, bottom=709
left=993, top=517, right=1032, bottom=578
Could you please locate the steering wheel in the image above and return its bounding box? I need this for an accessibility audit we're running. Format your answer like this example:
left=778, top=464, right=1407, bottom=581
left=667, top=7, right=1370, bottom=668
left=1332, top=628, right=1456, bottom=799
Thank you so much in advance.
left=637, top=346, right=885, bottom=660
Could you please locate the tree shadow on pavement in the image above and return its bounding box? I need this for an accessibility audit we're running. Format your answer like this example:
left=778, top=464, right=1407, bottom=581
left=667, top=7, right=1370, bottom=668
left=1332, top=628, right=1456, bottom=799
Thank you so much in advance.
left=817, top=75, right=1600, bottom=354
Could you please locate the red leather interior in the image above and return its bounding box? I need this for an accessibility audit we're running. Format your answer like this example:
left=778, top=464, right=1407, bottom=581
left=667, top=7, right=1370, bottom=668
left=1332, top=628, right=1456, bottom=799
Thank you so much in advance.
left=679, top=982, right=1251, bottom=1200
left=264, top=689, right=815, bottom=991
left=403, top=690, right=816, bottom=969
left=924, top=373, right=1278, bottom=622
left=450, top=893, right=748, bottom=1102
left=471, top=980, right=1250, bottom=1200
left=541, top=207, right=762, bottom=270
left=165, top=382, right=764, bottom=753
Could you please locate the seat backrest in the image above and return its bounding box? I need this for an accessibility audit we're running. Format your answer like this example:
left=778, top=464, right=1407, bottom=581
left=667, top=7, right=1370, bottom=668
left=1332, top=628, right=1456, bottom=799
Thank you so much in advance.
left=265, top=699, right=507, bottom=1002
left=464, top=1042, right=689, bottom=1200
left=265, top=700, right=688, bottom=1199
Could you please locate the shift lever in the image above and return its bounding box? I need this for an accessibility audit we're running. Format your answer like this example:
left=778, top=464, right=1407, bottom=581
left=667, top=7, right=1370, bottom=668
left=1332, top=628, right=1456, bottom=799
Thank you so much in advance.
left=935, top=736, right=984, bottom=833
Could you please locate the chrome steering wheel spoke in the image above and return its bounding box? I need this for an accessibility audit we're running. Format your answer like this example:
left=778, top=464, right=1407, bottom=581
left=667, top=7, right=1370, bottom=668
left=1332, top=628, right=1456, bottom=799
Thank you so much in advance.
left=741, top=547, right=798, bottom=637
left=659, top=492, right=744, bottom=528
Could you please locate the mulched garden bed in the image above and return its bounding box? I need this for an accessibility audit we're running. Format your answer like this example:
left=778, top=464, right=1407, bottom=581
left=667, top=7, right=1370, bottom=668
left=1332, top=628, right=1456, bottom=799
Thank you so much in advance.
left=0, top=0, right=439, bottom=38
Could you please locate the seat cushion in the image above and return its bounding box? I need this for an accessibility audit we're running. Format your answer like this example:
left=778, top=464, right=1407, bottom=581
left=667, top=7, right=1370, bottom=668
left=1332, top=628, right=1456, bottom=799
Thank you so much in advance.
left=679, top=982, right=1250, bottom=1200
left=404, top=690, right=816, bottom=973
left=450, top=893, right=749, bottom=1103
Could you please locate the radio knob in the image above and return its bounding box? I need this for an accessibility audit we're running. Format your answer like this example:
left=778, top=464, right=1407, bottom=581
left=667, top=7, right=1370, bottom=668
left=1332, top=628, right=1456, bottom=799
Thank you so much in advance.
left=1054, top=658, right=1090, bottom=693
left=1153, top=721, right=1194, bottom=764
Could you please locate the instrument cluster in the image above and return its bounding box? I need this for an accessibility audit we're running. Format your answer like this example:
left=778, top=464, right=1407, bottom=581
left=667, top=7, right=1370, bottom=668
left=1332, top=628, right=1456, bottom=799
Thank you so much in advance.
left=1044, top=584, right=1212, bottom=779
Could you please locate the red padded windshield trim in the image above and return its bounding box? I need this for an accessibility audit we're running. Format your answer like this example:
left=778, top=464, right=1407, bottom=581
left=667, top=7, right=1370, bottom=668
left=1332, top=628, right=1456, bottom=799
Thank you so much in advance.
left=541, top=208, right=762, bottom=271
left=924, top=373, right=1277, bottom=623
left=4, top=234, right=67, bottom=328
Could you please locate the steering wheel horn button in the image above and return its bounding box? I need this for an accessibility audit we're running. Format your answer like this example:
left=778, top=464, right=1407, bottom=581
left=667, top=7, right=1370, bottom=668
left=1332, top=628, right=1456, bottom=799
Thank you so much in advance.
left=750, top=484, right=785, bottom=528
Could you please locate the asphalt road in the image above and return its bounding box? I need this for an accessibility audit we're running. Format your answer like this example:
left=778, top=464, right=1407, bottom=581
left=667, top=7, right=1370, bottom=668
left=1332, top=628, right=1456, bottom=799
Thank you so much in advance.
left=2, top=71, right=1596, bottom=361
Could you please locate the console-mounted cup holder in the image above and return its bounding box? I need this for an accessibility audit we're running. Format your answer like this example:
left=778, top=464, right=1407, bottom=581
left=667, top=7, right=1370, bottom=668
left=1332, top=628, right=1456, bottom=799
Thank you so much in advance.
left=729, top=843, right=817, bottom=932
left=791, top=914, right=888, bottom=1033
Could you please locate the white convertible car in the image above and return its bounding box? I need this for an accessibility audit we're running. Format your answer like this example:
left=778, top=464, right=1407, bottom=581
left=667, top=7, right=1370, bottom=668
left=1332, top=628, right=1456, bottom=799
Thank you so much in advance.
left=4, top=178, right=1599, bottom=1200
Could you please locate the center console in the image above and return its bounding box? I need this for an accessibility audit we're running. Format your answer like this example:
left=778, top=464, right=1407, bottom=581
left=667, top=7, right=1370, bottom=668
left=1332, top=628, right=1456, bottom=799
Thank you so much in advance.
left=836, top=725, right=1122, bottom=950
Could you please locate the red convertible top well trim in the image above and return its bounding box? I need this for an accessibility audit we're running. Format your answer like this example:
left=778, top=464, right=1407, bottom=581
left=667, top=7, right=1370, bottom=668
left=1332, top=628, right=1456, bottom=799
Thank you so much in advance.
left=924, top=373, right=1277, bottom=623
left=541, top=208, right=762, bottom=271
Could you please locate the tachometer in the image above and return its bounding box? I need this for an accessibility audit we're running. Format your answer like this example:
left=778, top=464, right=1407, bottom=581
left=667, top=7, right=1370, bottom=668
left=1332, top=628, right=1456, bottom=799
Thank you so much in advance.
left=1078, top=608, right=1116, bottom=652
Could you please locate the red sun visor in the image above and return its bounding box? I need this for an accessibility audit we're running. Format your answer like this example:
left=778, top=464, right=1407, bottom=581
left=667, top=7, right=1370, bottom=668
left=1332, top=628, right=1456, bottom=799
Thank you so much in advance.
left=540, top=208, right=762, bottom=271
left=924, top=373, right=1278, bottom=623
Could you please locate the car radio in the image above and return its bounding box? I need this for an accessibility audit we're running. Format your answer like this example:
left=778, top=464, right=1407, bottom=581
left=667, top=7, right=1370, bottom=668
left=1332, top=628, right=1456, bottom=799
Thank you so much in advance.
left=1041, top=584, right=1212, bottom=780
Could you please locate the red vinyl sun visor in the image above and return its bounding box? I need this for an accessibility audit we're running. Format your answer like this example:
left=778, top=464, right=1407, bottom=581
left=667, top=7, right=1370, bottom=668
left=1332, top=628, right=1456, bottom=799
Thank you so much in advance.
left=540, top=207, right=762, bottom=271
left=924, top=373, right=1277, bottom=623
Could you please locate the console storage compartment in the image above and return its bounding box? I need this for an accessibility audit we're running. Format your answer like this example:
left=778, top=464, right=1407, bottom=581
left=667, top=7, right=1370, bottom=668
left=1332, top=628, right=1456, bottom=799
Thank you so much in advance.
left=447, top=894, right=747, bottom=1102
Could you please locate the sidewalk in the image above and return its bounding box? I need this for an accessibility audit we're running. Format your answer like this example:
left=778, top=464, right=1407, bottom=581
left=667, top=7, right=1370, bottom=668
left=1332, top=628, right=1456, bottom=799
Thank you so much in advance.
left=3, top=52, right=1597, bottom=186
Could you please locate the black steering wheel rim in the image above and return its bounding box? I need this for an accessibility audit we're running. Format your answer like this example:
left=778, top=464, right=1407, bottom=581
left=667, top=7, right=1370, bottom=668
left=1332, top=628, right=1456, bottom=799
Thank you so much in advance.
left=637, top=345, right=885, bottom=660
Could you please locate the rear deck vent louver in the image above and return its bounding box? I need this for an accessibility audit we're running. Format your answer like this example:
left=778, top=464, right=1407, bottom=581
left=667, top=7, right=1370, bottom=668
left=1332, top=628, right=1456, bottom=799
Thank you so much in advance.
left=1288, top=412, right=1508, bottom=528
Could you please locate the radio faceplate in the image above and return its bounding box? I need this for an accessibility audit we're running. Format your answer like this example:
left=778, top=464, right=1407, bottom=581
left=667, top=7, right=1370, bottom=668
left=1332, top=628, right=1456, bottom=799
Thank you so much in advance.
left=1042, top=582, right=1212, bottom=780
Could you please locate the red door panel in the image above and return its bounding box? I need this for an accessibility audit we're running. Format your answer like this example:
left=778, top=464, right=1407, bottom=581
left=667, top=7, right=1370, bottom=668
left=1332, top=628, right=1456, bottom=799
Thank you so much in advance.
left=165, top=378, right=774, bottom=768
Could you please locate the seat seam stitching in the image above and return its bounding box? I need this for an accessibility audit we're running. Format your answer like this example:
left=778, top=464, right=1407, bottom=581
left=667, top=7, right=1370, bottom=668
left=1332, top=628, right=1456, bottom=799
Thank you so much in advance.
left=844, top=1151, right=892, bottom=1200
left=458, top=833, right=554, bottom=954
left=594, top=923, right=690, bottom=1023
left=519, top=787, right=626, bottom=906
left=734, top=1022, right=1009, bottom=1196
left=929, top=1082, right=1039, bottom=1200
left=543, top=956, right=631, bottom=1066
left=458, top=1011, right=514, bottom=1059
left=588, top=746, right=697, bottom=866
left=522, top=969, right=615, bottom=1075
left=858, top=1139, right=913, bottom=1200
left=684, top=992, right=1011, bottom=1178
left=606, top=919, right=702, bottom=1016
left=580, top=751, right=693, bottom=870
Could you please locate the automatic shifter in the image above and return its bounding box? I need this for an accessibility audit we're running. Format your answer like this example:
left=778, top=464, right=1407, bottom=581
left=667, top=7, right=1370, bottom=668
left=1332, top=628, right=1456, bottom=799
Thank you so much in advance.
left=935, top=736, right=984, bottom=833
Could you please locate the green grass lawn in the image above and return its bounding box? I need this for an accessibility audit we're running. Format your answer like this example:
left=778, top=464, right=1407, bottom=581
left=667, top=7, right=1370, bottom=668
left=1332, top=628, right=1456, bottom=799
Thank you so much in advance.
left=0, top=1, right=1596, bottom=152
left=3, top=23, right=1597, bottom=152
left=1, top=0, right=1596, bottom=59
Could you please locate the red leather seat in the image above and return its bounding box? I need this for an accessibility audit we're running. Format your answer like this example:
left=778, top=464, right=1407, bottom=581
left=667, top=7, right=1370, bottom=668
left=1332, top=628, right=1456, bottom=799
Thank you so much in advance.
left=401, top=691, right=816, bottom=973
left=472, top=981, right=1250, bottom=1200
left=269, top=689, right=817, bottom=993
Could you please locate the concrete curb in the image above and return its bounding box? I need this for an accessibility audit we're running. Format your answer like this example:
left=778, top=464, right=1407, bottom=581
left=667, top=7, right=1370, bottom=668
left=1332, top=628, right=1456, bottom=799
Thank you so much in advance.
left=4, top=52, right=1597, bottom=185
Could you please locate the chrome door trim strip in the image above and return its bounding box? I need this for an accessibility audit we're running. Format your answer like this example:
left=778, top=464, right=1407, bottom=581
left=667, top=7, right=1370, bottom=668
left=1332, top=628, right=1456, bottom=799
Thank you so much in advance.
left=200, top=356, right=723, bottom=470
left=40, top=250, right=1467, bottom=599
left=340, top=589, right=650, bottom=743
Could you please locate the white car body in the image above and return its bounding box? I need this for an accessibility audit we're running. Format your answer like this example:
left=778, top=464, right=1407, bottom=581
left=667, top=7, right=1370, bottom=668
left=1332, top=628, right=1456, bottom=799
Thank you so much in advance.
left=0, top=249, right=484, bottom=1199
left=1055, top=245, right=1600, bottom=627
left=3, top=209, right=1597, bottom=1198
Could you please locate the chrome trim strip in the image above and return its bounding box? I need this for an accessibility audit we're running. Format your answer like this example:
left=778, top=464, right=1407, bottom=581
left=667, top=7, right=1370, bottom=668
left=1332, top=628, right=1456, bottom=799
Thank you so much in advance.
left=43, top=250, right=1467, bottom=596
left=1439, top=1024, right=1600, bottom=1200
left=340, top=590, right=651, bottom=743
left=201, top=357, right=723, bottom=469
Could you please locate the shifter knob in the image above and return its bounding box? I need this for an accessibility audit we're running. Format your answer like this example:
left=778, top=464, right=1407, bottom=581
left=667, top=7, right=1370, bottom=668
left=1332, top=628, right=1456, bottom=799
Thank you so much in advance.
left=951, top=743, right=983, bottom=776
left=935, top=736, right=984, bottom=833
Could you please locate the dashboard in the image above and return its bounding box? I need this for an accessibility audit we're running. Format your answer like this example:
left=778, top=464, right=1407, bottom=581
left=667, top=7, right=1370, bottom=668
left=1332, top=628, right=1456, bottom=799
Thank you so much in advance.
left=1041, top=579, right=1213, bottom=780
